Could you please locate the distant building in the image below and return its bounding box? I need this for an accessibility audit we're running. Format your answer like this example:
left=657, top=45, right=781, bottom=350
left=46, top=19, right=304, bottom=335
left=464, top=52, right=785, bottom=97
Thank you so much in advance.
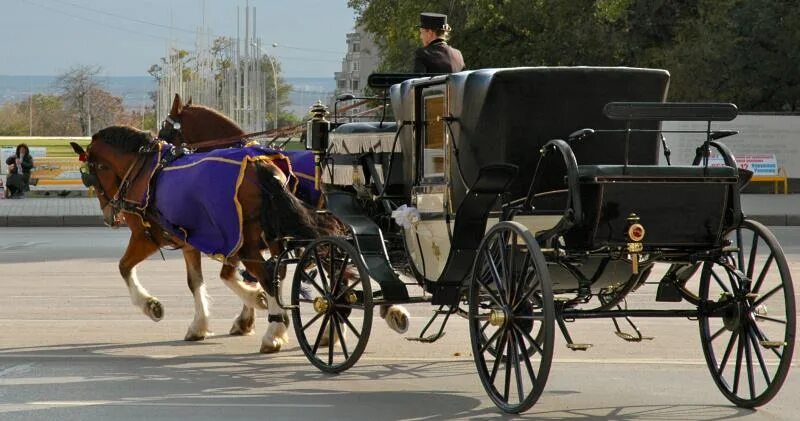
left=334, top=25, right=380, bottom=120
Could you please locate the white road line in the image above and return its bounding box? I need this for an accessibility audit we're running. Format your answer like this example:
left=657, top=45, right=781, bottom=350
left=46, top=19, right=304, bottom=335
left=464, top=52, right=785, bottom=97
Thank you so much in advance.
left=0, top=353, right=794, bottom=366
left=27, top=401, right=332, bottom=408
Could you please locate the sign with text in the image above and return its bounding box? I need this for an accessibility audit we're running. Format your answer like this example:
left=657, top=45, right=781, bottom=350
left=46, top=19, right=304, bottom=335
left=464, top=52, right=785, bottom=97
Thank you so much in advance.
left=707, top=154, right=779, bottom=175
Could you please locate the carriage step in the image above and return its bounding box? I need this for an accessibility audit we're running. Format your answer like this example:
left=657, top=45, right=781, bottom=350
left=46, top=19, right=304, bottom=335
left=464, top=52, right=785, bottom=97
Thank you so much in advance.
left=406, top=332, right=446, bottom=343
left=615, top=331, right=654, bottom=342
left=760, top=341, right=786, bottom=349
left=567, top=343, right=593, bottom=351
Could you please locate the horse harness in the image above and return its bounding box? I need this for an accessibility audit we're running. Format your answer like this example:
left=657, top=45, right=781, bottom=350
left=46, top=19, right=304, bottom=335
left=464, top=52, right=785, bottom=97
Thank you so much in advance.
left=81, top=139, right=184, bottom=248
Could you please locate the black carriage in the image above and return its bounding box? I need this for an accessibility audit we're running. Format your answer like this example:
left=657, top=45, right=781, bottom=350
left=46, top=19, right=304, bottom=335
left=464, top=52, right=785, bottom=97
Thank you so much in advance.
left=277, top=67, right=795, bottom=413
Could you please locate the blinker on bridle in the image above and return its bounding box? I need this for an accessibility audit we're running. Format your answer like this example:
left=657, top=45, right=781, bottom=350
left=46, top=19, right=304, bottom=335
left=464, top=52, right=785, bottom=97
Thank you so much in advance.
left=159, top=115, right=183, bottom=142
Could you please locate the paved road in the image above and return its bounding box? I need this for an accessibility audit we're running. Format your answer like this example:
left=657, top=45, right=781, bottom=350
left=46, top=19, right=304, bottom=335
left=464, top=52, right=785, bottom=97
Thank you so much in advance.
left=0, top=228, right=798, bottom=420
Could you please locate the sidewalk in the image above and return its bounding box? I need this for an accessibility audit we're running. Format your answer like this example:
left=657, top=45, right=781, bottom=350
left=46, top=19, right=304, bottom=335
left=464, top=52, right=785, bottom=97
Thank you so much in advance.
left=0, top=194, right=798, bottom=227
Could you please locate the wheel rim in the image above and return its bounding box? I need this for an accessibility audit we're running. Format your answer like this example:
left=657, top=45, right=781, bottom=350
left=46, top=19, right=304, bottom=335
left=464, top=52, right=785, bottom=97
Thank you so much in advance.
left=470, top=222, right=554, bottom=414
left=699, top=219, right=796, bottom=407
left=291, top=238, right=373, bottom=373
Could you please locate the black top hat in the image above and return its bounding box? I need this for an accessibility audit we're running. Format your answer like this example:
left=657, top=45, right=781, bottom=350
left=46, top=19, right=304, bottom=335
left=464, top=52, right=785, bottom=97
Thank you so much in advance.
left=419, top=12, right=451, bottom=31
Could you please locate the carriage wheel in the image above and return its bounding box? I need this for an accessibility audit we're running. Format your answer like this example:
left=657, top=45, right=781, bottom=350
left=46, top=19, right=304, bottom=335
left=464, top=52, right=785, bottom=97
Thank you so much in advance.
left=291, top=237, right=373, bottom=373
left=699, top=219, right=796, bottom=407
left=469, top=221, right=555, bottom=414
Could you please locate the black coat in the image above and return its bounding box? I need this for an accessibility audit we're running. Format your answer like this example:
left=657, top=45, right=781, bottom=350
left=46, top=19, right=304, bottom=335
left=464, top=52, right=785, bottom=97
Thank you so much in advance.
left=413, top=39, right=465, bottom=73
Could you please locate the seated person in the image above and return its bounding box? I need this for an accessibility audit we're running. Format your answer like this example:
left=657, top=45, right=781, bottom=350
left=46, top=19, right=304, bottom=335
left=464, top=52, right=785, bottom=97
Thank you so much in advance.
left=5, top=143, right=34, bottom=198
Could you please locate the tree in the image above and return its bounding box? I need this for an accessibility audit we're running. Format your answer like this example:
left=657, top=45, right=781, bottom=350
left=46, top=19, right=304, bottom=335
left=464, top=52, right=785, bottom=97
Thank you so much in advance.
left=54, top=65, right=103, bottom=135
left=349, top=0, right=800, bottom=111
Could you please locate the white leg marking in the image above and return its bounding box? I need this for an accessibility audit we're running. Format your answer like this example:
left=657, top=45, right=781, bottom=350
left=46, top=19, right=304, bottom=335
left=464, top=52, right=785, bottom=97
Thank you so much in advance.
left=125, top=268, right=163, bottom=322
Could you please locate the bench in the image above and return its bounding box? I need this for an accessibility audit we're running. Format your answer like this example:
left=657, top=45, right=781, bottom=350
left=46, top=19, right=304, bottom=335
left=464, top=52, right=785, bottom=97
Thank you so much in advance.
left=751, top=166, right=788, bottom=194
left=29, top=157, right=91, bottom=194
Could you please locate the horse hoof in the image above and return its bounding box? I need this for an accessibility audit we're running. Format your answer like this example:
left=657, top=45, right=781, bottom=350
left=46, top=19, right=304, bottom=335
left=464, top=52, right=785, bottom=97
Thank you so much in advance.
left=384, top=305, right=410, bottom=334
left=145, top=298, right=164, bottom=322
left=254, top=290, right=269, bottom=310
left=184, top=331, right=212, bottom=341
left=229, top=321, right=255, bottom=336
left=259, top=342, right=282, bottom=354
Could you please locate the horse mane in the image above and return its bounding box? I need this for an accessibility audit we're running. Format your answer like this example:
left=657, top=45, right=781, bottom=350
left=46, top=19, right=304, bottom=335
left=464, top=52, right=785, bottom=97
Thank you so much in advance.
left=94, top=126, right=153, bottom=153
left=184, top=104, right=245, bottom=133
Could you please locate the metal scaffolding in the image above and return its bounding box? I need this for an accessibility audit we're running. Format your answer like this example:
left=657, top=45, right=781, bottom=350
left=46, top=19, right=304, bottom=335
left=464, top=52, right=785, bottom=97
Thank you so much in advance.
left=155, top=6, right=274, bottom=133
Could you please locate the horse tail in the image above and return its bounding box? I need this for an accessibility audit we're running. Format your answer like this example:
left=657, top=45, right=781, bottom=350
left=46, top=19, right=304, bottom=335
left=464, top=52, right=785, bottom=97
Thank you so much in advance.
left=255, top=162, right=342, bottom=241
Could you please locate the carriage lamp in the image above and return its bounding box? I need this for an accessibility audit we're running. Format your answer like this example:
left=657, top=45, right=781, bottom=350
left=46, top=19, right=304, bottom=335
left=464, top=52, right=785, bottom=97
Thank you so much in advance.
left=307, top=101, right=330, bottom=190
left=307, top=101, right=330, bottom=151
left=626, top=213, right=645, bottom=274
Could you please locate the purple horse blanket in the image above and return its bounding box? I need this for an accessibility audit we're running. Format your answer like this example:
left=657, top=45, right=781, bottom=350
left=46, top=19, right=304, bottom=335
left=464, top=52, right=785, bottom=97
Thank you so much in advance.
left=135, top=143, right=318, bottom=259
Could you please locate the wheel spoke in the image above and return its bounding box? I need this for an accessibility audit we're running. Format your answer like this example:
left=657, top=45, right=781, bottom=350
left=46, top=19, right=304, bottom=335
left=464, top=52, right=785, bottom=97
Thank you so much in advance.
left=754, top=314, right=786, bottom=325
left=710, top=325, right=728, bottom=342
left=509, top=328, right=524, bottom=404
left=474, top=268, right=505, bottom=308
left=752, top=324, right=784, bottom=359
left=313, top=248, right=329, bottom=291
left=512, top=275, right=541, bottom=313
left=480, top=325, right=504, bottom=354
left=507, top=232, right=518, bottom=305
left=514, top=323, right=544, bottom=356
left=333, top=276, right=360, bottom=302
left=335, top=254, right=351, bottom=293
left=328, top=246, right=337, bottom=295
left=486, top=245, right=508, bottom=304
left=747, top=231, right=758, bottom=279
left=717, top=330, right=739, bottom=377
left=711, top=269, right=732, bottom=294
left=743, top=327, right=756, bottom=399
left=328, top=310, right=335, bottom=366
left=311, top=313, right=331, bottom=356
left=746, top=327, right=772, bottom=386
left=513, top=328, right=536, bottom=385
left=753, top=284, right=784, bottom=307
left=333, top=312, right=349, bottom=360
left=302, top=270, right=326, bottom=295
left=489, top=327, right=509, bottom=383
left=301, top=312, right=324, bottom=332
left=732, top=331, right=745, bottom=395
left=736, top=228, right=745, bottom=276
left=338, top=311, right=363, bottom=340
left=751, top=253, right=774, bottom=294
left=503, top=332, right=513, bottom=402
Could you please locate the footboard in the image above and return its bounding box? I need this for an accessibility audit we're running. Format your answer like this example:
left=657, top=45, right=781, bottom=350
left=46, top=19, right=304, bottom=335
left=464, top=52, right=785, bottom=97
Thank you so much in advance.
left=564, top=165, right=739, bottom=249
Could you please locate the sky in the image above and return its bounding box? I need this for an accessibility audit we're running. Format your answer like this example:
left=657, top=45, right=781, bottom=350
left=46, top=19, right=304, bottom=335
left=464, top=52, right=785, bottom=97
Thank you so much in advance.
left=0, top=0, right=357, bottom=78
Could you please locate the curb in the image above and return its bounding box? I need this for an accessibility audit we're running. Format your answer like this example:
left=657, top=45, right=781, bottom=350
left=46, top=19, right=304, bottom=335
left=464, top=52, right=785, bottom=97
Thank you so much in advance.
left=0, top=214, right=796, bottom=227
left=4, top=215, right=104, bottom=227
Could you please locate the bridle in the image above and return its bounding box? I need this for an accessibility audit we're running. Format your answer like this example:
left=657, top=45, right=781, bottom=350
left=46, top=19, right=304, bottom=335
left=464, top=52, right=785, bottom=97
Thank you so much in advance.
left=158, top=115, right=183, bottom=143
left=80, top=142, right=155, bottom=227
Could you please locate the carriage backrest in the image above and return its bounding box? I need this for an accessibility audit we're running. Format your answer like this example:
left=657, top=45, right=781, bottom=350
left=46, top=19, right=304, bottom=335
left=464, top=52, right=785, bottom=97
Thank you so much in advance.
left=390, top=67, right=670, bottom=207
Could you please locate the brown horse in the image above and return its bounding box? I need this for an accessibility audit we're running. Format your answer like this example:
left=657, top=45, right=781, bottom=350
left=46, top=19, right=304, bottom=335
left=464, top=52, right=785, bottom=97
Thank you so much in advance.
left=72, top=125, right=337, bottom=352
left=161, top=94, right=411, bottom=335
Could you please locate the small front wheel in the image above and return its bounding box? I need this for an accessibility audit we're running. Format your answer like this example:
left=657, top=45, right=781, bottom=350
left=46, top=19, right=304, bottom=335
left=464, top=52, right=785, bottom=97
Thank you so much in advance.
left=469, top=221, right=555, bottom=414
left=291, top=237, right=373, bottom=373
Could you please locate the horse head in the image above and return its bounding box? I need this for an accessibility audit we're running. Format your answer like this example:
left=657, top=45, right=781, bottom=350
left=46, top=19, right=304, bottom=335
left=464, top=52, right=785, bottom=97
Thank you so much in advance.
left=158, top=93, right=245, bottom=146
left=73, top=126, right=155, bottom=227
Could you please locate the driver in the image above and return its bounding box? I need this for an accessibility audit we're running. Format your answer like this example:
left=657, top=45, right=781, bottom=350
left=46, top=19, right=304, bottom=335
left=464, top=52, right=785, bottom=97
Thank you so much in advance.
left=413, top=12, right=465, bottom=74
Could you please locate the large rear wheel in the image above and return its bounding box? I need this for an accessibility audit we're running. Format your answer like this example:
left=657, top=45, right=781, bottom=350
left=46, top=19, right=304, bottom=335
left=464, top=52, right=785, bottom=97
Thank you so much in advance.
left=699, top=219, right=795, bottom=407
left=291, top=237, right=373, bottom=373
left=469, top=221, right=555, bottom=414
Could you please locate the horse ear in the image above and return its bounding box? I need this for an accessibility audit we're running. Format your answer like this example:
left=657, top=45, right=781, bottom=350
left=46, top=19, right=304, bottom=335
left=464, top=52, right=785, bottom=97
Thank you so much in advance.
left=171, top=93, right=183, bottom=115
left=186, top=97, right=193, bottom=107
left=70, top=142, right=85, bottom=156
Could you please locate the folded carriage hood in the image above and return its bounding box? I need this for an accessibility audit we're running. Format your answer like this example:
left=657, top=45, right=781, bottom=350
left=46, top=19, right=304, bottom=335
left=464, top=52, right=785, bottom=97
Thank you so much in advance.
left=390, top=67, right=671, bottom=204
